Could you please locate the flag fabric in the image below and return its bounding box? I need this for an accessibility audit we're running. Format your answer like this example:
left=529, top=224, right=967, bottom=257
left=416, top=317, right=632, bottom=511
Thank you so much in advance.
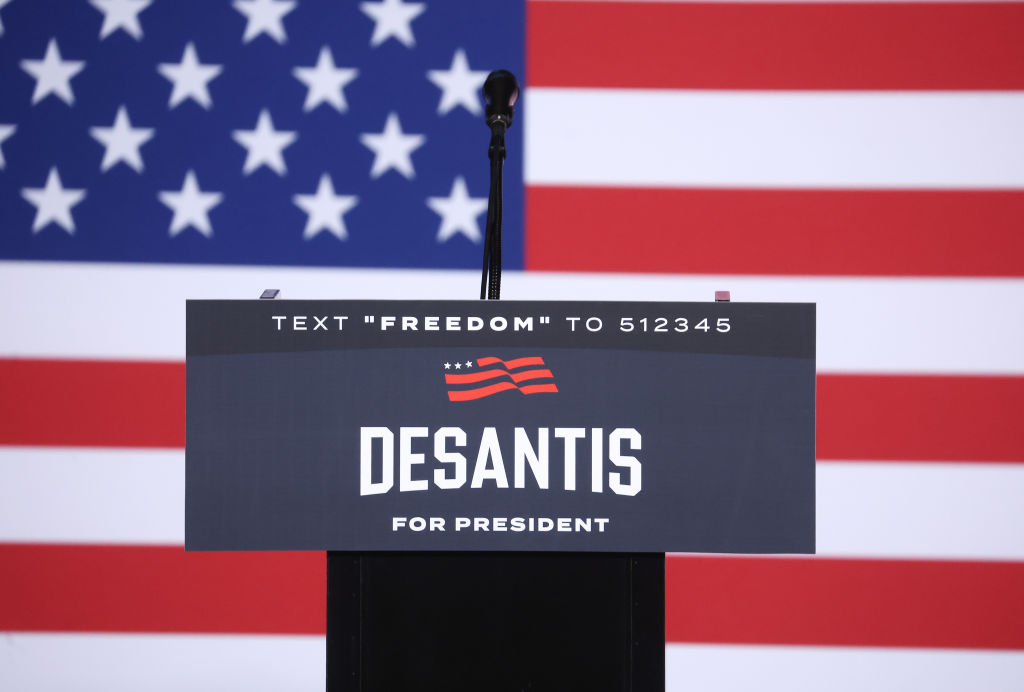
left=2, top=0, right=1024, bottom=690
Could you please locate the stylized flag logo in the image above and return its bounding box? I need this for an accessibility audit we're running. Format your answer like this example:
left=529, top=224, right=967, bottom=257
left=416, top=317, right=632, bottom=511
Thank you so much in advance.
left=444, top=356, right=559, bottom=402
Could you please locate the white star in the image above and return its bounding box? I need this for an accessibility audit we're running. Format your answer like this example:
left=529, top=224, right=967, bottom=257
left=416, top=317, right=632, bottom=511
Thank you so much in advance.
left=232, top=109, right=297, bottom=176
left=0, top=124, right=15, bottom=169
left=233, top=0, right=296, bottom=44
left=359, top=113, right=425, bottom=180
left=360, top=0, right=425, bottom=48
left=426, top=176, right=488, bottom=243
left=465, top=360, right=473, bottom=368
left=0, top=0, right=12, bottom=37
left=21, top=167, right=87, bottom=234
left=454, top=362, right=462, bottom=369
left=444, top=362, right=451, bottom=369
left=292, top=46, right=358, bottom=113
left=157, top=43, right=223, bottom=109
left=89, top=106, right=154, bottom=173
left=427, top=49, right=488, bottom=116
left=293, top=174, right=358, bottom=241
left=158, top=170, right=223, bottom=237
left=89, top=0, right=152, bottom=40
left=20, top=39, right=86, bottom=106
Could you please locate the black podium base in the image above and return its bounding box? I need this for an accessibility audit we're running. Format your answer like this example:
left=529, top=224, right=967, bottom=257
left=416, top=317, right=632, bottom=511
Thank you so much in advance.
left=327, top=552, right=665, bottom=691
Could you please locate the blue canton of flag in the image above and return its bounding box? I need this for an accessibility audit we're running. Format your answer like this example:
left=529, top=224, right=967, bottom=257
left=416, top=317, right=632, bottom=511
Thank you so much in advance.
left=0, top=0, right=525, bottom=269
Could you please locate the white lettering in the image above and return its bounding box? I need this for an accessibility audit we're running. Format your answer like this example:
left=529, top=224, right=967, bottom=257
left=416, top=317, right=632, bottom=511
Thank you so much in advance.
left=591, top=428, right=603, bottom=493
left=360, top=427, right=394, bottom=496
left=471, top=427, right=509, bottom=488
left=609, top=428, right=642, bottom=496
left=399, top=427, right=429, bottom=492
left=554, top=427, right=586, bottom=491
left=514, top=428, right=549, bottom=489
left=433, top=427, right=467, bottom=489
left=357, top=426, right=642, bottom=497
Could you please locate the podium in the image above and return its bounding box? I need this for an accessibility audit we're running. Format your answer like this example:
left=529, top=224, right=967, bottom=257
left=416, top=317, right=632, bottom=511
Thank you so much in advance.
left=186, top=299, right=815, bottom=690
left=327, top=552, right=665, bottom=690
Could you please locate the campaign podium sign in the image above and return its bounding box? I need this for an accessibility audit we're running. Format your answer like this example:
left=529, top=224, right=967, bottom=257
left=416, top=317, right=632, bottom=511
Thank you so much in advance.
left=186, top=299, right=815, bottom=554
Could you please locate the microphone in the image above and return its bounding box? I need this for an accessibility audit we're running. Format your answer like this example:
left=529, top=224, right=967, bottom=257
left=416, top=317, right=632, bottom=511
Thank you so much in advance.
left=483, top=70, right=519, bottom=129
left=480, top=70, right=518, bottom=299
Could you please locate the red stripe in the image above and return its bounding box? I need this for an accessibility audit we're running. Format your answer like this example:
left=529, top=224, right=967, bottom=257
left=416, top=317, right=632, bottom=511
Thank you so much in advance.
left=445, top=369, right=509, bottom=385
left=477, top=356, right=545, bottom=369
left=666, top=555, right=1024, bottom=649
left=528, top=1, right=1024, bottom=90
left=0, top=358, right=184, bottom=448
left=0, top=544, right=324, bottom=634
left=448, top=381, right=518, bottom=401
left=4, top=360, right=1021, bottom=462
left=526, top=187, right=1024, bottom=278
left=519, top=383, right=559, bottom=395
left=818, top=374, right=1024, bottom=463
left=5, top=545, right=1022, bottom=650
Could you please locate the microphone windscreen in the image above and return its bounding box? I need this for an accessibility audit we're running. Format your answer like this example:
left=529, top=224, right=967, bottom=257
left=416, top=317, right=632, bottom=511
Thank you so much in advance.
left=483, top=70, right=520, bottom=126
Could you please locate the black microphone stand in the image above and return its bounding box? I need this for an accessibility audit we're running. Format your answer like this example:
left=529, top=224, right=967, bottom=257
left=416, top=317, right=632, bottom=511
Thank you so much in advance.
left=480, top=126, right=505, bottom=300
left=480, top=70, right=518, bottom=300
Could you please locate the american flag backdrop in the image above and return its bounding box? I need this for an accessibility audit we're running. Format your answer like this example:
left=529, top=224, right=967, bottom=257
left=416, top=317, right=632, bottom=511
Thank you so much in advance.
left=1, top=0, right=1023, bottom=689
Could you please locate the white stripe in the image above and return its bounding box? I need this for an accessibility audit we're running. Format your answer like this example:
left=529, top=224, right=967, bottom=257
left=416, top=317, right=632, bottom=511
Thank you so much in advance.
left=0, top=448, right=183, bottom=545
left=816, top=462, right=1024, bottom=561
left=524, top=89, right=1024, bottom=188
left=5, top=636, right=1024, bottom=692
left=666, top=643, right=1024, bottom=692
left=4, top=447, right=1022, bottom=560
left=2, top=261, right=1023, bottom=374
left=0, top=633, right=324, bottom=692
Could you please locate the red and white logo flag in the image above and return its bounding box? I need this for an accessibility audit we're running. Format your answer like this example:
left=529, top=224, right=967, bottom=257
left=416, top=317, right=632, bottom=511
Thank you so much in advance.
left=444, top=356, right=558, bottom=401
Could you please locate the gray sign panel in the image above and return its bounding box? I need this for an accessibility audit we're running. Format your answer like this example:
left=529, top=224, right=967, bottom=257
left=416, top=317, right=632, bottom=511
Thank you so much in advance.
left=186, top=300, right=815, bottom=553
